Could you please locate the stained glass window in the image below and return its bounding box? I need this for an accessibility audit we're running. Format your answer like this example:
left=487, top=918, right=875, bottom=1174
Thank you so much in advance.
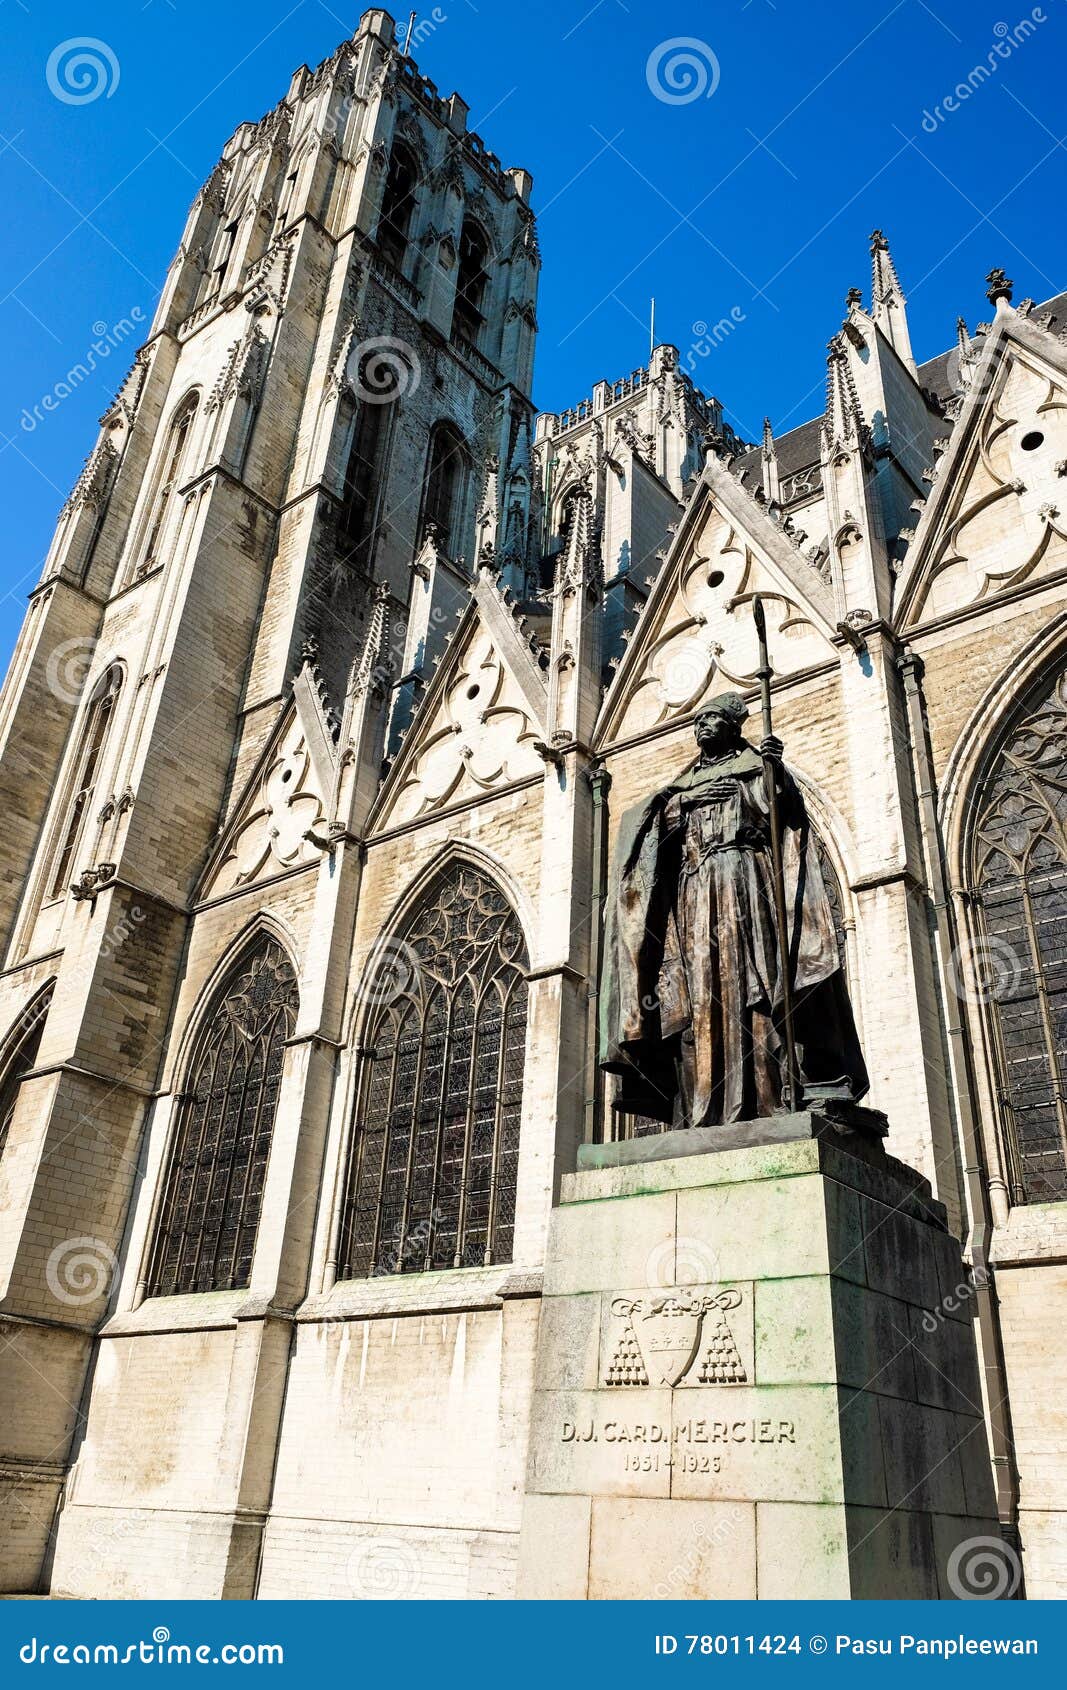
left=339, top=863, right=528, bottom=1278
left=972, top=669, right=1067, bottom=1204
left=147, top=936, right=298, bottom=1296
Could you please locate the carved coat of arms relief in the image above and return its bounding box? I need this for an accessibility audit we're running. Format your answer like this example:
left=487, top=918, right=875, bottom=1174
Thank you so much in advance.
left=605, top=1288, right=746, bottom=1389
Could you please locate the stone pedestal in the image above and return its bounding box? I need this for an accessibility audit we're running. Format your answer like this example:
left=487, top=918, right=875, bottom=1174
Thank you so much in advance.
left=516, top=1112, right=1000, bottom=1600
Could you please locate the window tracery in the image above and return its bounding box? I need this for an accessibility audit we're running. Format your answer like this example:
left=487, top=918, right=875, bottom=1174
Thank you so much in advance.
left=971, top=669, right=1067, bottom=1203
left=147, top=936, right=298, bottom=1296
left=339, top=863, right=528, bottom=1277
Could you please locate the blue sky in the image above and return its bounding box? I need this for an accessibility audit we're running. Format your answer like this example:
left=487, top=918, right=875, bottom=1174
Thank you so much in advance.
left=2, top=0, right=1066, bottom=670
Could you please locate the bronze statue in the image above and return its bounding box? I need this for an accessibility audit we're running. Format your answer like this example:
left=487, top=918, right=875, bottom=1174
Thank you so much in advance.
left=600, top=692, right=868, bottom=1128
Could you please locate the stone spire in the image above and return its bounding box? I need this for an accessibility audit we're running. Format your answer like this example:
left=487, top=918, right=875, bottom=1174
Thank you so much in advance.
left=950, top=315, right=978, bottom=403
left=821, top=335, right=866, bottom=455
left=546, top=487, right=600, bottom=751
left=869, top=228, right=915, bottom=373
left=474, top=452, right=500, bottom=570
left=819, top=335, right=890, bottom=621
left=557, top=486, right=595, bottom=596
left=760, top=416, right=781, bottom=505
left=501, top=411, right=534, bottom=593
left=337, top=582, right=394, bottom=838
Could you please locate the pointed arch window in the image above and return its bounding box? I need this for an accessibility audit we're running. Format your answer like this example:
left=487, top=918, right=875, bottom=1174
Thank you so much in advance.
left=337, top=372, right=397, bottom=570
left=146, top=936, right=298, bottom=1296
left=339, top=862, right=528, bottom=1278
left=971, top=668, right=1067, bottom=1204
left=209, top=218, right=239, bottom=300
left=540, top=486, right=585, bottom=589
left=49, top=665, right=123, bottom=898
left=451, top=218, right=491, bottom=348
left=377, top=143, right=418, bottom=273
left=422, top=421, right=469, bottom=557
left=141, top=395, right=197, bottom=570
left=0, top=985, right=53, bottom=1158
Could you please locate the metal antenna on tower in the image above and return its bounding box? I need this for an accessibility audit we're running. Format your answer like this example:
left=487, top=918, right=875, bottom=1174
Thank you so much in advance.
left=649, top=297, right=656, bottom=359
left=403, top=10, right=417, bottom=54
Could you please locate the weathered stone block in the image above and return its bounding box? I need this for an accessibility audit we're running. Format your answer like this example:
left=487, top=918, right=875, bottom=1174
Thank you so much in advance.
left=542, top=1191, right=675, bottom=1297
left=518, top=1131, right=999, bottom=1598
left=588, top=1497, right=757, bottom=1601
left=516, top=1494, right=591, bottom=1599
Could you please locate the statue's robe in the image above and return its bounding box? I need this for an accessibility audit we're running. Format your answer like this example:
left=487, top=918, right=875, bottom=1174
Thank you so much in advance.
left=600, top=746, right=868, bottom=1127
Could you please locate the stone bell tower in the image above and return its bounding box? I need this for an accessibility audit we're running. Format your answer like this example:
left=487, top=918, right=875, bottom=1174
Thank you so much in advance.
left=0, top=8, right=538, bottom=1593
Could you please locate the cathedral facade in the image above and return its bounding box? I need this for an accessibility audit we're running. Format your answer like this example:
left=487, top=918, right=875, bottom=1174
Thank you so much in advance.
left=1, top=7, right=1066, bottom=1599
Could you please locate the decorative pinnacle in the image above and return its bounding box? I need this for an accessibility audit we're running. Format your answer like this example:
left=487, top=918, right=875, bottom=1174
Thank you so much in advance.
left=986, top=268, right=1014, bottom=307
left=823, top=335, right=865, bottom=447
left=869, top=228, right=905, bottom=311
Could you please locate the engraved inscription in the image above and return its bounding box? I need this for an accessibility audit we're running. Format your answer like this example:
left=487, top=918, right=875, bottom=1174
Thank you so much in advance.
left=560, top=1417, right=797, bottom=1446
left=559, top=1413, right=797, bottom=1477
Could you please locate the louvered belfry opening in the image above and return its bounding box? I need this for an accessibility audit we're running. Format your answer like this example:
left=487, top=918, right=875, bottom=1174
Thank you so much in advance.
left=339, top=863, right=528, bottom=1279
left=147, top=936, right=298, bottom=1296
left=972, top=668, right=1067, bottom=1204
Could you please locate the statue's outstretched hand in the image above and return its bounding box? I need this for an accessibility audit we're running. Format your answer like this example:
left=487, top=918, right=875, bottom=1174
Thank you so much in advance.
left=760, top=734, right=784, bottom=763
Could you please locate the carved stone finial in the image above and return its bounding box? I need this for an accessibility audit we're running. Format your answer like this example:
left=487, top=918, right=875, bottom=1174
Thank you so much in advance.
left=986, top=268, right=1014, bottom=307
